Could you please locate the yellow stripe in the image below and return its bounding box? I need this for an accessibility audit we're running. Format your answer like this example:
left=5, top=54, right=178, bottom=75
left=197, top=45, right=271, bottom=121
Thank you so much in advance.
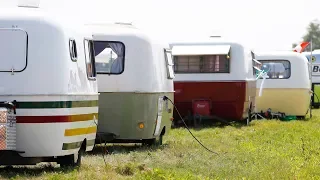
left=64, top=126, right=97, bottom=136
left=68, top=113, right=98, bottom=122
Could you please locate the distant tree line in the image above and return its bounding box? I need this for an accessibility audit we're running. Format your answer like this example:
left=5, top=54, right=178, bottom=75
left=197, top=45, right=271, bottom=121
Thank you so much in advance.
left=292, top=19, right=320, bottom=51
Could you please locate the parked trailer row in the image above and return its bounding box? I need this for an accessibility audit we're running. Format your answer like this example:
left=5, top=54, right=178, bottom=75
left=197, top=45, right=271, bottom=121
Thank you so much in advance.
left=0, top=4, right=312, bottom=167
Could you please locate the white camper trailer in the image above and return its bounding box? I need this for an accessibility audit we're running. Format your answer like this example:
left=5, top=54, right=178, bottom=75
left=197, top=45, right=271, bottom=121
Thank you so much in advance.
left=303, top=50, right=320, bottom=108
left=255, top=51, right=311, bottom=118
left=0, top=7, right=99, bottom=167
left=170, top=39, right=259, bottom=125
left=86, top=23, right=174, bottom=145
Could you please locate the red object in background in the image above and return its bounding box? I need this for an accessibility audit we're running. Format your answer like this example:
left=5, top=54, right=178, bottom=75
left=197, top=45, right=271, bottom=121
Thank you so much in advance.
left=173, top=81, right=256, bottom=121
left=192, top=100, right=211, bottom=116
left=293, top=42, right=310, bottom=53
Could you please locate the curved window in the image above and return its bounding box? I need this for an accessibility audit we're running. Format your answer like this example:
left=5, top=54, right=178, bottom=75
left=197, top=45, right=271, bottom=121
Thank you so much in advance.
left=93, top=41, right=125, bottom=75
left=259, top=60, right=291, bottom=79
left=0, top=28, right=28, bottom=72
left=69, top=39, right=78, bottom=61
left=84, top=39, right=96, bottom=80
left=164, top=49, right=174, bottom=79
left=251, top=51, right=262, bottom=76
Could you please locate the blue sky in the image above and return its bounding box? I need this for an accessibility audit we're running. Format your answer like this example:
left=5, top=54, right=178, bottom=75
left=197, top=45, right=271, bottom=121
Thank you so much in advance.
left=1, top=0, right=320, bottom=51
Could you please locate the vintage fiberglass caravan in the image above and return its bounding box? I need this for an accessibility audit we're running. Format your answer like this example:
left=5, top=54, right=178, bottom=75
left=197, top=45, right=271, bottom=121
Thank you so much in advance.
left=170, top=38, right=260, bottom=125
left=255, top=51, right=311, bottom=118
left=303, top=50, right=320, bottom=108
left=85, top=23, right=174, bottom=145
left=0, top=6, right=99, bottom=167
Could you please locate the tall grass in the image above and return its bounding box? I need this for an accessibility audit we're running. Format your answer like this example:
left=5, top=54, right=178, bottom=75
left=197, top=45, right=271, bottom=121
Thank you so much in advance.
left=2, top=111, right=320, bottom=179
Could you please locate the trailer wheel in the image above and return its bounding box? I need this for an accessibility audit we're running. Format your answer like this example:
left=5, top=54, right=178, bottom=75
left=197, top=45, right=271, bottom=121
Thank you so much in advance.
left=58, top=141, right=85, bottom=168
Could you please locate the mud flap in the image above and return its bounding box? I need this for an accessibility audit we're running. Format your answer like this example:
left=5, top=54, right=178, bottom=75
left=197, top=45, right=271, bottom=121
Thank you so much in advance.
left=0, top=107, right=16, bottom=151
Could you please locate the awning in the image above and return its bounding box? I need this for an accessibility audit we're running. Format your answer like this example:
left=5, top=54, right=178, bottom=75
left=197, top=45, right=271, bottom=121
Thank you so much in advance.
left=171, top=45, right=231, bottom=56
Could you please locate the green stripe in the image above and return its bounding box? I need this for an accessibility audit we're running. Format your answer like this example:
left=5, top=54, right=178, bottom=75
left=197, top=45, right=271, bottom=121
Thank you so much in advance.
left=17, top=100, right=98, bottom=109
left=62, top=139, right=95, bottom=150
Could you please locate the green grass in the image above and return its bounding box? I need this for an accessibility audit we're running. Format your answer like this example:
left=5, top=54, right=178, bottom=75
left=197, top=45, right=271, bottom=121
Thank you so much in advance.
left=2, top=110, right=320, bottom=179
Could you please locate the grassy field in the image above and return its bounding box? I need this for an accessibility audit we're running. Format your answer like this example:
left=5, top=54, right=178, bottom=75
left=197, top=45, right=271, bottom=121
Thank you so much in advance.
left=2, top=110, right=320, bottom=180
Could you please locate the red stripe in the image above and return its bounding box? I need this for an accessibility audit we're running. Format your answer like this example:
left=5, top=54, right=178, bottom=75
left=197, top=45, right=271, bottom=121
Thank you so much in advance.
left=17, top=116, right=72, bottom=123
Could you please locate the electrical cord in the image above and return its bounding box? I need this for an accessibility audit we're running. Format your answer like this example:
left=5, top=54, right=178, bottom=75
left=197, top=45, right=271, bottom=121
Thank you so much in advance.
left=313, top=91, right=320, bottom=103
left=93, top=120, right=108, bottom=166
left=163, top=96, right=219, bottom=155
left=304, top=91, right=319, bottom=116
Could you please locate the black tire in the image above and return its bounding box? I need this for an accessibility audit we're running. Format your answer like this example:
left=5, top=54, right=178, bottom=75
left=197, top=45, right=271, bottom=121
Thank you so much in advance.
left=58, top=145, right=85, bottom=168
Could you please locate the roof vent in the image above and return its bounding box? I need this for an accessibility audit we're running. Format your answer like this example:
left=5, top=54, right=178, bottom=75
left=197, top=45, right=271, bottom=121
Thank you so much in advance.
left=17, top=0, right=40, bottom=8
left=114, top=22, right=133, bottom=26
left=210, top=35, right=221, bottom=38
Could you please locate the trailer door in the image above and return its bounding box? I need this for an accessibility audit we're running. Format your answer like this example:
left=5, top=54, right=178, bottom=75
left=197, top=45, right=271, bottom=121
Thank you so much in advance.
left=0, top=28, right=28, bottom=72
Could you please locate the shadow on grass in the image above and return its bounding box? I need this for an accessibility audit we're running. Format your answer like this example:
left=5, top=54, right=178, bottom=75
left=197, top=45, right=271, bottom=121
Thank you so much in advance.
left=0, top=163, right=76, bottom=179
left=172, top=118, right=249, bottom=130
left=88, top=143, right=170, bottom=156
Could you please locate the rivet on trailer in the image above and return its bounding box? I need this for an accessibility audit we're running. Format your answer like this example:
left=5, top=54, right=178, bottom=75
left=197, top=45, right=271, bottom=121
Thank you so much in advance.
left=170, top=37, right=262, bottom=126
left=85, top=23, right=174, bottom=146
left=0, top=4, right=99, bottom=167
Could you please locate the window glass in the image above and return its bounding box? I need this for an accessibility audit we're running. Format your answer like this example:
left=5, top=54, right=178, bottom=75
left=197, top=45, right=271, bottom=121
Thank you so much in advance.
left=93, top=41, right=125, bottom=74
left=173, top=54, right=230, bottom=73
left=84, top=39, right=96, bottom=79
left=251, top=51, right=262, bottom=76
left=259, top=60, right=291, bottom=79
left=165, top=50, right=174, bottom=79
left=69, top=39, right=78, bottom=61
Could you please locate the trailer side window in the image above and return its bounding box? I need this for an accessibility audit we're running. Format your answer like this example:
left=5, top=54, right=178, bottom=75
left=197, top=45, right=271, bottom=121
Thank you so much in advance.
left=69, top=39, right=78, bottom=61
left=251, top=51, right=262, bottom=76
left=93, top=41, right=125, bottom=75
left=173, top=54, right=230, bottom=73
left=164, top=49, right=175, bottom=79
left=84, top=39, right=96, bottom=80
left=259, top=60, right=291, bottom=79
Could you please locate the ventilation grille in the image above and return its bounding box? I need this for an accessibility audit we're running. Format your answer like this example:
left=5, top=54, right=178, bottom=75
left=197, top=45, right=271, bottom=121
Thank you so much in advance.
left=0, top=108, right=16, bottom=150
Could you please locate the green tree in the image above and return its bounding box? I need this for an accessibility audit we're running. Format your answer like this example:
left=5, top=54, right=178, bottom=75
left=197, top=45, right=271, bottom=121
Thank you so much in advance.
left=292, top=19, right=320, bottom=51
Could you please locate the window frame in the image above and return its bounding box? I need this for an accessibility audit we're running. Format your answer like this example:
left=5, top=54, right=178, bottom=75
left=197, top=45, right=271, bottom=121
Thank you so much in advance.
left=258, top=59, right=291, bottom=79
left=83, top=39, right=97, bottom=81
left=251, top=51, right=262, bottom=76
left=164, top=48, right=175, bottom=79
left=94, top=41, right=126, bottom=75
left=0, top=28, right=28, bottom=73
left=173, top=53, right=231, bottom=74
left=69, top=38, right=78, bottom=62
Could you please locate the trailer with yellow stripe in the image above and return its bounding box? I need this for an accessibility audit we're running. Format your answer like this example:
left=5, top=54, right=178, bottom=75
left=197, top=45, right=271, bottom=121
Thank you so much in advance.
left=0, top=6, right=99, bottom=167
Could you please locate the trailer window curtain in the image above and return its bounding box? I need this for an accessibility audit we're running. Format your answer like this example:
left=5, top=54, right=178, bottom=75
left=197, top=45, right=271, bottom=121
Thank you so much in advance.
left=259, top=60, right=291, bottom=79
left=173, top=55, right=230, bottom=73
left=93, top=41, right=125, bottom=75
